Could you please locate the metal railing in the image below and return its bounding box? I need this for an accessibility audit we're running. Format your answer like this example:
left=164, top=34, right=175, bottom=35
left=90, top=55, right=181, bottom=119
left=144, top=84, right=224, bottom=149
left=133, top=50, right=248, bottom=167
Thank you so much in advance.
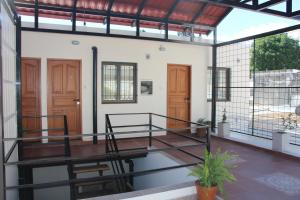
left=2, top=112, right=210, bottom=200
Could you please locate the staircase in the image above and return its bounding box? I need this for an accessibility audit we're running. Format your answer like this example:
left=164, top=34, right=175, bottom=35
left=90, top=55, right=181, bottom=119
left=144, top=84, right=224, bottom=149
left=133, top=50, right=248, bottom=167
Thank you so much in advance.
left=64, top=115, right=133, bottom=200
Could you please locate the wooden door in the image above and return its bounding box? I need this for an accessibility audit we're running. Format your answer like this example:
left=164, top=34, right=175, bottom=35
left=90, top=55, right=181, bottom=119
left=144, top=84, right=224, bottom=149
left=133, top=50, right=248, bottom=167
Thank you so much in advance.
left=21, top=58, right=41, bottom=142
left=47, top=59, right=81, bottom=140
left=167, top=64, right=191, bottom=129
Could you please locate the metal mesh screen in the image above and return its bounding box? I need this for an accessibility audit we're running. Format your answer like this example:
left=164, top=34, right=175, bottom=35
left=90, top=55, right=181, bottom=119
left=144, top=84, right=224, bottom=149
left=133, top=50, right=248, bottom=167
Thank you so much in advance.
left=216, top=30, right=300, bottom=146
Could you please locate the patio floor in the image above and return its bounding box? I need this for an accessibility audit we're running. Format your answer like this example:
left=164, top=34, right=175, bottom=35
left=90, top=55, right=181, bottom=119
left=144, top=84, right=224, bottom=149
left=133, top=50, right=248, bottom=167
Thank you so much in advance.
left=22, top=135, right=300, bottom=200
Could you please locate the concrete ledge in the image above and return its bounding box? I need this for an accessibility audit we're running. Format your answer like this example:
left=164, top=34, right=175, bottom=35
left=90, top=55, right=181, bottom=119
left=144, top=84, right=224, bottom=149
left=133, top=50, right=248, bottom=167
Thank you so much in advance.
left=85, top=182, right=223, bottom=200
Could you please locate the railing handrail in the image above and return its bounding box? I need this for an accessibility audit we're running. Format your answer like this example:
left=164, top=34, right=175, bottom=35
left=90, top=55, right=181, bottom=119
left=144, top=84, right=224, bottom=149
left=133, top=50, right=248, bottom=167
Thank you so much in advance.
left=3, top=125, right=208, bottom=142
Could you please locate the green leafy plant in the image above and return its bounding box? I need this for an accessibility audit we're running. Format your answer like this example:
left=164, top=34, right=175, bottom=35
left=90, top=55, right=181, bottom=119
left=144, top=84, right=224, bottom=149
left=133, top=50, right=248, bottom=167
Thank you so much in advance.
left=281, top=113, right=298, bottom=130
left=197, top=118, right=211, bottom=126
left=189, top=149, right=236, bottom=194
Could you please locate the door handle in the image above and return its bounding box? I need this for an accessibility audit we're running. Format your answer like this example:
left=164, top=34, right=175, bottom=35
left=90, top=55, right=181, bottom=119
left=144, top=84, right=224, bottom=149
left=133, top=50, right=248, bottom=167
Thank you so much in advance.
left=73, top=98, right=80, bottom=105
left=185, top=97, right=190, bottom=103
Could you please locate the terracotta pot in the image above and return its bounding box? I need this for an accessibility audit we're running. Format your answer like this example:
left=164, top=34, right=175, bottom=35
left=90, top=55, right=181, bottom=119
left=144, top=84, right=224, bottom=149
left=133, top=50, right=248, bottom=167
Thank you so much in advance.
left=195, top=180, right=217, bottom=200
left=196, top=128, right=207, bottom=138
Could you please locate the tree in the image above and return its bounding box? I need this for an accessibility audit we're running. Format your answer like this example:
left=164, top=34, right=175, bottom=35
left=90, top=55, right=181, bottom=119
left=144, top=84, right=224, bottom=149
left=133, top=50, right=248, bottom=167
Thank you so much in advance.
left=250, top=33, right=300, bottom=71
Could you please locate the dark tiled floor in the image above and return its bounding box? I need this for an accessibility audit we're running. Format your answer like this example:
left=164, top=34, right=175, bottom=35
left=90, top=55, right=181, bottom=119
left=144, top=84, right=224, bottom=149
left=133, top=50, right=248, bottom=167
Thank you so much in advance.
left=22, top=134, right=300, bottom=200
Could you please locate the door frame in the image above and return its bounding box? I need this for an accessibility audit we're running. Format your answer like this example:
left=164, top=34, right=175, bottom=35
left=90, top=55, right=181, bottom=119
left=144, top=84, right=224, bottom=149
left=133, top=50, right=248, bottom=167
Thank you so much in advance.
left=21, top=57, right=42, bottom=133
left=166, top=63, right=192, bottom=128
left=47, top=58, right=83, bottom=136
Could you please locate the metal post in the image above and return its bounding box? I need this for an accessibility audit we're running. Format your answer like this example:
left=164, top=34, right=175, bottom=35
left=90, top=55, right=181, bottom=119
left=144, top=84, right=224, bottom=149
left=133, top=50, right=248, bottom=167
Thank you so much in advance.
left=106, top=16, right=110, bottom=35
left=0, top=3, right=6, bottom=199
left=72, top=0, right=78, bottom=32
left=63, top=115, right=76, bottom=200
left=34, top=0, right=38, bottom=28
left=63, top=115, right=70, bottom=156
left=105, top=114, right=109, bottom=153
left=149, top=113, right=152, bottom=148
left=165, top=23, right=168, bottom=40
left=16, top=16, right=22, bottom=159
left=92, top=47, right=98, bottom=144
left=136, top=20, right=140, bottom=37
left=206, top=127, right=211, bottom=152
left=16, top=16, right=28, bottom=200
left=211, top=28, right=217, bottom=132
left=251, top=39, right=256, bottom=136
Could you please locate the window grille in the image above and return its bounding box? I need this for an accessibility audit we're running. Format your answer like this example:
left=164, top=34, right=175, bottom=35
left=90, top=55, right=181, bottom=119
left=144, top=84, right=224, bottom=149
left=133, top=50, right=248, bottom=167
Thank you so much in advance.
left=207, top=67, right=231, bottom=101
left=102, top=62, right=137, bottom=103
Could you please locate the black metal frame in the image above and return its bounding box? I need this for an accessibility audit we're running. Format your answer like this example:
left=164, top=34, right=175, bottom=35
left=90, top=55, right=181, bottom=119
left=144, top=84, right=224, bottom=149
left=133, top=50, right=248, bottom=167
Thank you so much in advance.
left=92, top=47, right=98, bottom=144
left=211, top=29, right=217, bottom=132
left=3, top=113, right=210, bottom=197
left=15, top=0, right=218, bottom=46
left=216, top=23, right=300, bottom=47
left=213, top=23, right=300, bottom=146
left=101, top=62, right=138, bottom=104
left=196, top=0, right=298, bottom=19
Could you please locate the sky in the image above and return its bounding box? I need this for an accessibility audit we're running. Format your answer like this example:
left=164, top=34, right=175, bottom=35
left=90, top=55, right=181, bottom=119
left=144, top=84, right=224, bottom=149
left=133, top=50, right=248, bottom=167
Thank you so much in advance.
left=216, top=1, right=300, bottom=42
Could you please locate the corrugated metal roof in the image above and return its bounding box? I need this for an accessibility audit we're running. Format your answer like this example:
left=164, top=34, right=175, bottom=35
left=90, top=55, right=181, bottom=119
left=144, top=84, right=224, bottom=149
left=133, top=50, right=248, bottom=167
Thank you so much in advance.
left=16, top=0, right=232, bottom=34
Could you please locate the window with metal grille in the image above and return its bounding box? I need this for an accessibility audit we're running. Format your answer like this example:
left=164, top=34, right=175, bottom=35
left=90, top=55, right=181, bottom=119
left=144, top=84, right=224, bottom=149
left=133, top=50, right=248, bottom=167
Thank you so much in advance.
left=102, top=62, right=137, bottom=103
left=207, top=67, right=231, bottom=101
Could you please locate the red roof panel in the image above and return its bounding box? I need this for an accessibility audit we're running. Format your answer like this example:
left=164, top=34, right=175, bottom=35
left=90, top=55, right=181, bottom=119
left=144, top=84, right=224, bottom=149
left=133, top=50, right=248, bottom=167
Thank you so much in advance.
left=76, top=13, right=105, bottom=23
left=16, top=0, right=232, bottom=34
left=169, top=1, right=204, bottom=22
left=195, top=5, right=227, bottom=26
left=141, top=0, right=175, bottom=18
left=39, top=9, right=71, bottom=20
left=112, top=0, right=142, bottom=15
left=77, top=0, right=108, bottom=11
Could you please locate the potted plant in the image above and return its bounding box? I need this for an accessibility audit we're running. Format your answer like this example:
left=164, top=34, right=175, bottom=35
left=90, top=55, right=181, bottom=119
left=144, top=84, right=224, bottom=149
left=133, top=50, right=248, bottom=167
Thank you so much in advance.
left=217, top=109, right=230, bottom=138
left=273, top=112, right=298, bottom=152
left=189, top=149, right=236, bottom=200
left=195, top=118, right=211, bottom=138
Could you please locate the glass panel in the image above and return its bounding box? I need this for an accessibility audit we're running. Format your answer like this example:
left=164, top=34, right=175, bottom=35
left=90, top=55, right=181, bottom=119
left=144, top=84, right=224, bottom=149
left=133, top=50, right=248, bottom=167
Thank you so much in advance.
left=38, top=10, right=72, bottom=31
left=76, top=14, right=106, bottom=33
left=120, top=65, right=134, bottom=101
left=207, top=68, right=229, bottom=100
left=20, top=15, right=35, bottom=28
left=139, top=21, right=165, bottom=39
left=103, top=64, right=117, bottom=101
left=110, top=17, right=136, bottom=36
left=217, top=69, right=227, bottom=100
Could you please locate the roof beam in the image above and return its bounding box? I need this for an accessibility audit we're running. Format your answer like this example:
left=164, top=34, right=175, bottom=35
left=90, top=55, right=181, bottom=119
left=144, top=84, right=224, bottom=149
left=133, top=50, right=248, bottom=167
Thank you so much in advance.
left=164, top=0, right=180, bottom=21
left=137, top=0, right=147, bottom=17
left=194, top=0, right=290, bottom=18
left=291, top=10, right=300, bottom=19
left=252, top=0, right=258, bottom=7
left=286, top=0, right=292, bottom=15
left=191, top=3, right=209, bottom=23
left=106, top=0, right=115, bottom=34
left=240, top=0, right=252, bottom=3
left=34, top=0, right=38, bottom=28
left=15, top=2, right=215, bottom=31
left=107, top=0, right=115, bottom=14
left=72, top=0, right=78, bottom=31
left=256, top=0, right=286, bottom=11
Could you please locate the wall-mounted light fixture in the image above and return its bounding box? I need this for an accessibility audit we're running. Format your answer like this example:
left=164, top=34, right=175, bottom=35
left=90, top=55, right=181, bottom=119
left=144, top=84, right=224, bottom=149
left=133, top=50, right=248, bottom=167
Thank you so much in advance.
left=159, top=45, right=166, bottom=52
left=71, top=40, right=80, bottom=45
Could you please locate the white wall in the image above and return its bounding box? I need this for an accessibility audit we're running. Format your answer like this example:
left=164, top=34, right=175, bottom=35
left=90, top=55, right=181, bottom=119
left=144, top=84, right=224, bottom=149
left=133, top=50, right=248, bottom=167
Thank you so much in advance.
left=22, top=31, right=210, bottom=139
left=1, top=1, right=19, bottom=199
